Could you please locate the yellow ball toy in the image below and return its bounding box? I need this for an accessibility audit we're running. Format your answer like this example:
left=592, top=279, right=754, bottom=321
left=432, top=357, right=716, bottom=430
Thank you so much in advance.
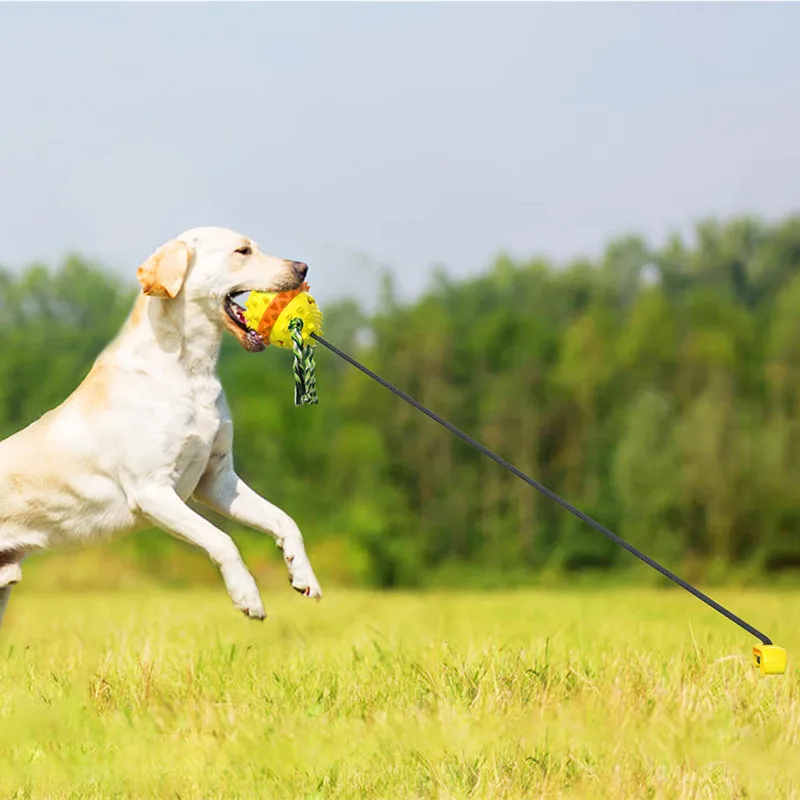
left=242, top=282, right=323, bottom=349
left=235, top=282, right=322, bottom=406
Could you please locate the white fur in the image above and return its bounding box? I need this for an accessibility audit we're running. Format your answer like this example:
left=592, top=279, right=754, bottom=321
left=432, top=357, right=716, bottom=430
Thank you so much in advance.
left=0, top=226, right=322, bottom=625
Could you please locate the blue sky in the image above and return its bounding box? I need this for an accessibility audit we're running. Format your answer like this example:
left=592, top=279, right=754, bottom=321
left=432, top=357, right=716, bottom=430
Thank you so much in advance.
left=1, top=2, right=799, bottom=307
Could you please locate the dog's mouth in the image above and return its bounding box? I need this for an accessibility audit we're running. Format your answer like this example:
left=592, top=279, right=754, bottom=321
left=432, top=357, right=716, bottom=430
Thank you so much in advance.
left=224, top=290, right=265, bottom=352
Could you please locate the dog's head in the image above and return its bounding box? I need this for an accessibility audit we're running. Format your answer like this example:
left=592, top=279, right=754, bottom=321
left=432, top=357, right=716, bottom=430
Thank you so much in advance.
left=136, top=226, right=308, bottom=352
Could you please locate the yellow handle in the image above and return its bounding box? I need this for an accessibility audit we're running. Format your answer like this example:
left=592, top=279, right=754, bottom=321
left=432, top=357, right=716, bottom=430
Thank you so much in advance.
left=753, top=645, right=787, bottom=675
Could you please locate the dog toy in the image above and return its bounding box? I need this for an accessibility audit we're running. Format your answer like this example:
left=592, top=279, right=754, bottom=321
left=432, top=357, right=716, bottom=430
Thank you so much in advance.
left=242, top=282, right=322, bottom=406
left=237, top=287, right=787, bottom=673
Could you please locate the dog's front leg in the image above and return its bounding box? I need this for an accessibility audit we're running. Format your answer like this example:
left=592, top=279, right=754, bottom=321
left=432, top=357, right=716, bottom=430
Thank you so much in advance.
left=194, top=458, right=322, bottom=599
left=134, top=487, right=266, bottom=619
left=0, top=555, right=22, bottom=629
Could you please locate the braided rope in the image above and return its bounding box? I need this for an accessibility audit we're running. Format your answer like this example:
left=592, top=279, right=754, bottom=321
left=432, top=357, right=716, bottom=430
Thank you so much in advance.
left=289, top=318, right=305, bottom=405
left=288, top=318, right=318, bottom=406
left=303, top=344, right=318, bottom=404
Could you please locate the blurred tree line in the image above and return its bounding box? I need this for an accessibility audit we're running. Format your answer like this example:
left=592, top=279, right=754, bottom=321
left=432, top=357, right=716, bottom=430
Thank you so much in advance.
left=3, top=214, right=800, bottom=588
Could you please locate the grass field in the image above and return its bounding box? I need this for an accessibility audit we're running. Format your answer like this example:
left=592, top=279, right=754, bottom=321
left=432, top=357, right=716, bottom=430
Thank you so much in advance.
left=0, top=585, right=798, bottom=799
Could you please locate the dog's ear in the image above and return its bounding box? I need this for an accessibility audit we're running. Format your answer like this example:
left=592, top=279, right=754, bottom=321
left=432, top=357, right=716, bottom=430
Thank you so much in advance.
left=136, top=240, right=191, bottom=298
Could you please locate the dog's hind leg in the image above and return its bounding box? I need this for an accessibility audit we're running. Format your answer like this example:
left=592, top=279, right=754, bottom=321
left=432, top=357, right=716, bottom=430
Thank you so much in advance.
left=0, top=586, right=12, bottom=628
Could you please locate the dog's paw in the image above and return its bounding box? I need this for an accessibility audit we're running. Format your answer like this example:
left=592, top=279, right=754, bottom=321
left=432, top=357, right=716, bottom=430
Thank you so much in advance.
left=289, top=565, right=323, bottom=600
left=228, top=577, right=266, bottom=620
left=241, top=603, right=266, bottom=621
left=280, top=539, right=323, bottom=600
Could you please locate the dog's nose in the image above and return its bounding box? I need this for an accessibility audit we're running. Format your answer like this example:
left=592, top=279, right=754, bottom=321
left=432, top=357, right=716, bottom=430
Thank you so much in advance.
left=291, top=261, right=309, bottom=281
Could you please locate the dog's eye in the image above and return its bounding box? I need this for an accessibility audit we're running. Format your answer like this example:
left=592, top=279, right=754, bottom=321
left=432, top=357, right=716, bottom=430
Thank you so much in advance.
left=235, top=246, right=252, bottom=256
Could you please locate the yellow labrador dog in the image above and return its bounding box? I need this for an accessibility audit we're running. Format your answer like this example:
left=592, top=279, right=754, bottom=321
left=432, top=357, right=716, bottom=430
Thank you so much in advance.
left=0, top=227, right=322, bottom=627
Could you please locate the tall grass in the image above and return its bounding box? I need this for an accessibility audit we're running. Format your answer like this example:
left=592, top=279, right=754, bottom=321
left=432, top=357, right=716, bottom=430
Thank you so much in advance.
left=1, top=587, right=797, bottom=799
